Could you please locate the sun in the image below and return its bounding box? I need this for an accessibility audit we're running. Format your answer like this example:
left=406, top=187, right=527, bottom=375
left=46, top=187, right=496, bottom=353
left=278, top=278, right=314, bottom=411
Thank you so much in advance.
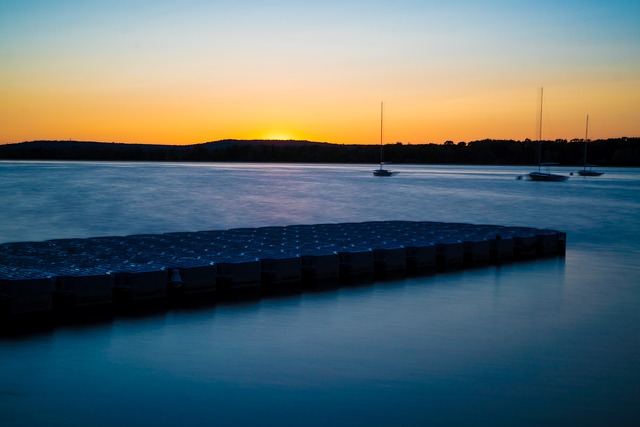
left=262, top=131, right=298, bottom=141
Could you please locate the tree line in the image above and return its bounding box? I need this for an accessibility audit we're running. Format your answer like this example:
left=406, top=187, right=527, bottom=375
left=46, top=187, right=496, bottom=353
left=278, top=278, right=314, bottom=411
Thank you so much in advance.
left=1, top=138, right=639, bottom=166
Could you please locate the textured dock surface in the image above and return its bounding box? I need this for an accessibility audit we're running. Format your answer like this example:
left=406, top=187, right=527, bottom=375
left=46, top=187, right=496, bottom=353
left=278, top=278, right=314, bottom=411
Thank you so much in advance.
left=1, top=221, right=565, bottom=325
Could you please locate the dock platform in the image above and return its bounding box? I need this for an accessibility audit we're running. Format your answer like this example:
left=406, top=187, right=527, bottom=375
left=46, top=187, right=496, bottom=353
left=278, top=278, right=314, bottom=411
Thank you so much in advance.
left=0, top=221, right=565, bottom=327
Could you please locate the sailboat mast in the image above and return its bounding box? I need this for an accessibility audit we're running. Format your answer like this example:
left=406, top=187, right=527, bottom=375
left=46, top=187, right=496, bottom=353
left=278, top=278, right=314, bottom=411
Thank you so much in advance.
left=584, top=114, right=589, bottom=166
left=538, top=87, right=544, bottom=141
left=379, top=102, right=384, bottom=170
left=380, top=102, right=384, bottom=146
left=585, top=114, right=589, bottom=141
left=371, top=101, right=395, bottom=176
left=537, top=87, right=544, bottom=169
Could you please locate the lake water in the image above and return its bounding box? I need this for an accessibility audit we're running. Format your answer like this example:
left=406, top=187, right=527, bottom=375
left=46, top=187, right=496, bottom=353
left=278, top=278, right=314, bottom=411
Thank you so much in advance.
left=1, top=161, right=639, bottom=426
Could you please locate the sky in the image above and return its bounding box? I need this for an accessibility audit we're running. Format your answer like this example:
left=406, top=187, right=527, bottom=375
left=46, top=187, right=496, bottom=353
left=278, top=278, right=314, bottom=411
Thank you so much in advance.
left=1, top=0, right=639, bottom=145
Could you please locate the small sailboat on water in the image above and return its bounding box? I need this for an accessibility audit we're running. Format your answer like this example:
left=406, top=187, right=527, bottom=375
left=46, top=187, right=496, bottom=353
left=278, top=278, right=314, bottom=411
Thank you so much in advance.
left=575, top=115, right=603, bottom=177
left=373, top=102, right=396, bottom=177
left=528, top=88, right=568, bottom=182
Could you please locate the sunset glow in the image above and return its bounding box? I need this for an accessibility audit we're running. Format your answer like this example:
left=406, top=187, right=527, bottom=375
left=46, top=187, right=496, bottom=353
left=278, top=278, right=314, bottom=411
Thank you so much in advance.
left=1, top=1, right=639, bottom=145
left=261, top=133, right=299, bottom=142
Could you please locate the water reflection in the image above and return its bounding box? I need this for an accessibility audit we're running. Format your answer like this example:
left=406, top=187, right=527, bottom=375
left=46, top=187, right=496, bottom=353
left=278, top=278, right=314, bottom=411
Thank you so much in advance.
left=1, top=162, right=639, bottom=426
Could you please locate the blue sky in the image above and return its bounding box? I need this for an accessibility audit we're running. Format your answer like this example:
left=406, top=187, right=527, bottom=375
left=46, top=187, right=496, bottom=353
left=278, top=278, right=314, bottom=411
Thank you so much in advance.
left=1, top=0, right=639, bottom=144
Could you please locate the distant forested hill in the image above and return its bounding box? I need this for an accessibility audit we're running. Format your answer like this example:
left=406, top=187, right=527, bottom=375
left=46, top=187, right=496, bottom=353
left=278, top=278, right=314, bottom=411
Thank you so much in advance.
left=1, top=138, right=639, bottom=166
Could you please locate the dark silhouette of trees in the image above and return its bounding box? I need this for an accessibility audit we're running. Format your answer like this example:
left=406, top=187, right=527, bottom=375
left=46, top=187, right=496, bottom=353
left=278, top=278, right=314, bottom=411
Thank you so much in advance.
left=1, top=138, right=639, bottom=166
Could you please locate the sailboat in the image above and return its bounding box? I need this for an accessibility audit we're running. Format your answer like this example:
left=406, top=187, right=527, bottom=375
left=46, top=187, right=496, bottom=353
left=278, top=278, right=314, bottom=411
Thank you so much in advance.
left=373, top=102, right=396, bottom=177
left=576, top=115, right=603, bottom=177
left=528, top=88, right=568, bottom=182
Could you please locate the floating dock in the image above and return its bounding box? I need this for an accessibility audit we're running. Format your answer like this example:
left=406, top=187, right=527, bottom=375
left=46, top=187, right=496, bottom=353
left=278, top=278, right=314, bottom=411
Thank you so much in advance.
left=0, top=221, right=565, bottom=328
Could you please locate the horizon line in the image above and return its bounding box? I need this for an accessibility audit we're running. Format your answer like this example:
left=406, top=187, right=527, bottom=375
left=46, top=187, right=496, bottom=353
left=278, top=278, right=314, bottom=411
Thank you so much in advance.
left=3, top=135, right=640, bottom=147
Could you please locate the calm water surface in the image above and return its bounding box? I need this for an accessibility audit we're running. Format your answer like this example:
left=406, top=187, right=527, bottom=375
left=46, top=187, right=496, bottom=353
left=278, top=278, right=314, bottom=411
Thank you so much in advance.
left=1, top=161, right=639, bottom=426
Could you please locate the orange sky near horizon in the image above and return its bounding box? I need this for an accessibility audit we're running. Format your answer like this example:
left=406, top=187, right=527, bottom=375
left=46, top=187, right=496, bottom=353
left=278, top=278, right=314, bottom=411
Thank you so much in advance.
left=1, top=1, right=639, bottom=146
